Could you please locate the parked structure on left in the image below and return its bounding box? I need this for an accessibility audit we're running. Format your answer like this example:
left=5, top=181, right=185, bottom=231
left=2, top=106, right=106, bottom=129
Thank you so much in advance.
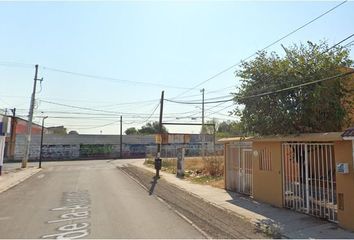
left=4, top=116, right=45, bottom=160
left=0, top=114, right=13, bottom=174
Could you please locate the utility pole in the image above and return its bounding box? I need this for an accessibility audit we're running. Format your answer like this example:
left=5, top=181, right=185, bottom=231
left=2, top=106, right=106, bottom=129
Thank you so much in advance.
left=22, top=64, right=42, bottom=168
left=120, top=115, right=123, bottom=159
left=39, top=116, right=48, bottom=168
left=9, top=108, right=16, bottom=160
left=10, top=108, right=16, bottom=117
left=213, top=123, right=216, bottom=155
left=157, top=90, right=164, bottom=155
left=154, top=90, right=164, bottom=179
left=201, top=88, right=205, bottom=159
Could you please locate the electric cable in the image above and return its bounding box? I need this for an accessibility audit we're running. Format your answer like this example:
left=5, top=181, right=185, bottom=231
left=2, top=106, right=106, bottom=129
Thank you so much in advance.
left=171, top=0, right=348, bottom=99
left=41, top=66, right=193, bottom=90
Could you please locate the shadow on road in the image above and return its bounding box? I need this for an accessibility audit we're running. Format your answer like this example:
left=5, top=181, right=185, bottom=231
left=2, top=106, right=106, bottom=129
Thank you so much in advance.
left=149, top=176, right=159, bottom=195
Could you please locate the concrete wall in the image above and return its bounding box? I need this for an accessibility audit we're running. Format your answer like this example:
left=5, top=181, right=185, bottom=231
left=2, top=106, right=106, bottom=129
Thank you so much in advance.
left=252, top=141, right=283, bottom=207
left=334, top=140, right=354, bottom=231
left=13, top=134, right=156, bottom=160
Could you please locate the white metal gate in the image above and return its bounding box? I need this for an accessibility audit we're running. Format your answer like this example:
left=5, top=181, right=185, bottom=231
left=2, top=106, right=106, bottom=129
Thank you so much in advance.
left=237, top=149, right=253, bottom=195
left=282, top=143, right=337, bottom=222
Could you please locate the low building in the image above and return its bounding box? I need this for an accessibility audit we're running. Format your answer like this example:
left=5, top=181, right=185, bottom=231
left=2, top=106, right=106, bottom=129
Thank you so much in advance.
left=5, top=116, right=45, bottom=160
left=220, top=131, right=354, bottom=231
left=46, top=126, right=67, bottom=135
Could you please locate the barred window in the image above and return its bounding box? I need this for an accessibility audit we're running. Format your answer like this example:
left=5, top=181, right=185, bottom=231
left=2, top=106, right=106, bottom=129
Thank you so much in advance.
left=259, top=148, right=272, bottom=171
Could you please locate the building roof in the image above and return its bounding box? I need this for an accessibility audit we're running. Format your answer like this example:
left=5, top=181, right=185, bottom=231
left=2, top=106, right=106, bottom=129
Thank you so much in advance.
left=218, top=132, right=346, bottom=143
left=250, top=132, right=344, bottom=142
left=15, top=116, right=43, bottom=128
left=342, top=127, right=354, bottom=140
left=218, top=136, right=253, bottom=143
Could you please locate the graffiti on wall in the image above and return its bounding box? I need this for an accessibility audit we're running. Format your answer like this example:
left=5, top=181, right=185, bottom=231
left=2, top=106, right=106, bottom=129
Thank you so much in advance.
left=42, top=144, right=80, bottom=160
left=79, top=144, right=115, bottom=158
left=126, top=144, right=146, bottom=158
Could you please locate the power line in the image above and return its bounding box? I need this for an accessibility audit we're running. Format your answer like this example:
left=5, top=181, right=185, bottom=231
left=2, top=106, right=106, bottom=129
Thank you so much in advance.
left=177, top=32, right=354, bottom=103
left=165, top=97, right=233, bottom=105
left=72, top=120, right=122, bottom=130
left=0, top=61, right=34, bottom=68
left=205, top=103, right=235, bottom=117
left=32, top=109, right=159, bottom=117
left=174, top=100, right=230, bottom=120
left=93, top=99, right=158, bottom=108
left=172, top=0, right=348, bottom=99
left=27, top=108, right=191, bottom=118
left=134, top=102, right=161, bottom=124
left=324, top=33, right=354, bottom=53
left=41, top=66, right=193, bottom=90
left=61, top=103, right=161, bottom=130
left=39, top=99, right=129, bottom=115
left=182, top=33, right=354, bottom=97
left=343, top=39, right=354, bottom=48
left=165, top=94, right=234, bottom=104
left=235, top=70, right=354, bottom=101
left=201, top=70, right=354, bottom=118
left=40, top=97, right=159, bottom=107
left=29, top=69, right=353, bottom=126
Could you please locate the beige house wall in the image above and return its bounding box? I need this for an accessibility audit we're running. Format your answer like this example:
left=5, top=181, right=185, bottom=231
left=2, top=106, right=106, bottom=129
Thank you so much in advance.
left=334, top=140, right=354, bottom=231
left=221, top=134, right=354, bottom=231
left=252, top=142, right=283, bottom=207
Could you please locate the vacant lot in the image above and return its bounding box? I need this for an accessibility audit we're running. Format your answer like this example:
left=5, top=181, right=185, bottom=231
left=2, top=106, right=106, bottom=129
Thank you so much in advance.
left=144, top=155, right=225, bottom=188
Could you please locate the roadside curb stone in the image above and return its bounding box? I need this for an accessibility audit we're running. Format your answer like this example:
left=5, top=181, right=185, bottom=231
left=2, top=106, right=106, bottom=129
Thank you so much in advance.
left=0, top=167, right=41, bottom=193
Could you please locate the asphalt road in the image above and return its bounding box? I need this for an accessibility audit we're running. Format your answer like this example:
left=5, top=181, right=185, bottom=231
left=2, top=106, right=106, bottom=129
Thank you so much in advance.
left=119, top=165, right=265, bottom=239
left=0, top=160, right=204, bottom=239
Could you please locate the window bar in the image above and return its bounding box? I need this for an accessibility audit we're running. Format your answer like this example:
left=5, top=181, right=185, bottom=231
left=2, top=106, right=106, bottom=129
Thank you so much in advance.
left=325, top=145, right=329, bottom=219
left=309, top=145, right=313, bottom=215
left=317, top=144, right=322, bottom=217
left=329, top=145, right=335, bottom=221
left=321, top=145, right=325, bottom=218
left=294, top=144, right=299, bottom=210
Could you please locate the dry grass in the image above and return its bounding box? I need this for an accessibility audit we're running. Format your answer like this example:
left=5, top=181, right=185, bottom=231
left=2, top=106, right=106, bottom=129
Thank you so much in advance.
left=210, top=178, right=225, bottom=189
left=144, top=155, right=224, bottom=189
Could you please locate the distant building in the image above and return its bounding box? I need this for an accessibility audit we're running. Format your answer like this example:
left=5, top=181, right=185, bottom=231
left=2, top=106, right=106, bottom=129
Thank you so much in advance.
left=46, top=126, right=67, bottom=135
left=5, top=116, right=46, bottom=160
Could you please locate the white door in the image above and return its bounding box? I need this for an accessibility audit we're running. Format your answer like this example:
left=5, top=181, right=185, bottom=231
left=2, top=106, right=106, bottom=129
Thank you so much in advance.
left=238, top=149, right=253, bottom=195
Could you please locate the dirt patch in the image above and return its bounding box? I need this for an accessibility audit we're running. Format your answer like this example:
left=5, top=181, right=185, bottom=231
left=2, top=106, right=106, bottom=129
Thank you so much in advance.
left=145, top=156, right=224, bottom=188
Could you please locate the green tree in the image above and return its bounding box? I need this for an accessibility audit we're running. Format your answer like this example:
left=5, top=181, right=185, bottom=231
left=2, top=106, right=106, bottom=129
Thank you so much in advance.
left=137, top=121, right=168, bottom=134
left=125, top=127, right=138, bottom=135
left=200, top=119, right=217, bottom=134
left=233, top=41, right=353, bottom=135
left=217, top=120, right=244, bottom=137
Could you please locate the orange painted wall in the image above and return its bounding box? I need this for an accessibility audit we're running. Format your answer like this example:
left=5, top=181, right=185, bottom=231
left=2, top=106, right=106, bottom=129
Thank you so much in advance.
left=252, top=142, right=283, bottom=207
left=15, top=118, right=42, bottom=135
left=334, top=140, right=354, bottom=231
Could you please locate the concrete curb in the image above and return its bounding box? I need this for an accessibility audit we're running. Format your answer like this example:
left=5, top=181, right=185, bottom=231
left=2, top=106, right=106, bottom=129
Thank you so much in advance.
left=127, top=161, right=354, bottom=239
left=0, top=167, right=42, bottom=194
left=126, top=162, right=292, bottom=238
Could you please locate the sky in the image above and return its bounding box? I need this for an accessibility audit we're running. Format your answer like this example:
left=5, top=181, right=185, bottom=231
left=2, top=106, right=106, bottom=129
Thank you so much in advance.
left=0, top=0, right=353, bottom=135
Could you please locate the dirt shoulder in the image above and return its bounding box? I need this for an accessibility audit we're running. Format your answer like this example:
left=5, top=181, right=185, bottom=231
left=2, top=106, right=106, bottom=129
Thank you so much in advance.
left=118, top=164, right=266, bottom=239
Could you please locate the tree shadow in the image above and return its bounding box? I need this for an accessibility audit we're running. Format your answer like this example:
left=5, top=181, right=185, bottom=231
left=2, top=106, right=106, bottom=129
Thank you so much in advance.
left=149, top=176, right=159, bottom=195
